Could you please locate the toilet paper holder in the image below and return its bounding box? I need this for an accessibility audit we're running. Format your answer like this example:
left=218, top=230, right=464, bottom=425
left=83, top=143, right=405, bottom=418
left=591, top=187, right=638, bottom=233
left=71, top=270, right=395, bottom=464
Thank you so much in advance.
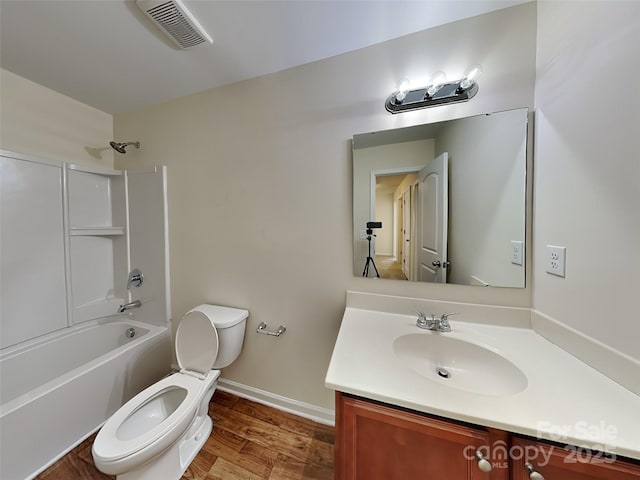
left=256, top=322, right=286, bottom=337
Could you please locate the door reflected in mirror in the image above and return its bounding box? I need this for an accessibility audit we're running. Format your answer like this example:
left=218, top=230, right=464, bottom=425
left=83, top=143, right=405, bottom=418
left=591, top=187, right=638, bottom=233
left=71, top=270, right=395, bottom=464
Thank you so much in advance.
left=353, top=108, right=528, bottom=288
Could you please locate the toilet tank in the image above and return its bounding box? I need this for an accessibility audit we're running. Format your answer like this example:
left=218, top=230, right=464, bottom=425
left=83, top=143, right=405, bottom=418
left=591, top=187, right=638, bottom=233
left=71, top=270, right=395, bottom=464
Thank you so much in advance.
left=189, top=304, right=249, bottom=369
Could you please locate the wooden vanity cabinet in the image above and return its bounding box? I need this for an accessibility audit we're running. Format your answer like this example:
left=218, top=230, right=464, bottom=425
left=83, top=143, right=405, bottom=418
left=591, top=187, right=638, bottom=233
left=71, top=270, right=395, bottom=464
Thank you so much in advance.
left=335, top=393, right=508, bottom=480
left=335, top=393, right=640, bottom=480
left=511, top=437, right=640, bottom=480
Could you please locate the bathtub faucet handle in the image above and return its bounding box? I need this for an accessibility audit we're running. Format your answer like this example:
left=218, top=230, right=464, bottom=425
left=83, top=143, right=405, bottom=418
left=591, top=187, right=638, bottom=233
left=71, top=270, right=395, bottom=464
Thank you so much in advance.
left=127, top=268, right=144, bottom=289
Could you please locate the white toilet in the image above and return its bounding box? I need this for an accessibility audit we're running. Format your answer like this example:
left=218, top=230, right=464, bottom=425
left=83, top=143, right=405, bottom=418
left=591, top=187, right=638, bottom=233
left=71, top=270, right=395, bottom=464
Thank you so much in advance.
left=92, top=304, right=248, bottom=480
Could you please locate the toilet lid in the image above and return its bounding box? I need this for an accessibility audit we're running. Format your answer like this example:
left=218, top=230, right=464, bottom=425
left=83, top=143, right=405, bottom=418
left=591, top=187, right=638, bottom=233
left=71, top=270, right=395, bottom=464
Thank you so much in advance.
left=175, top=310, right=219, bottom=375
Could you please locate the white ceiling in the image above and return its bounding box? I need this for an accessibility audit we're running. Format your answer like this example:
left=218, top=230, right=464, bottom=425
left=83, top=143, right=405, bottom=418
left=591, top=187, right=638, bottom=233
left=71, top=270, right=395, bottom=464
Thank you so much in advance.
left=0, top=0, right=527, bottom=114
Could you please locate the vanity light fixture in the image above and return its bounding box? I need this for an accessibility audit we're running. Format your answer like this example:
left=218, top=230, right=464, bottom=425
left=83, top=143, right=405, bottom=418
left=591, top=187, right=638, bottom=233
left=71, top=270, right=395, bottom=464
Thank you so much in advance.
left=385, top=64, right=483, bottom=114
left=395, top=78, right=411, bottom=102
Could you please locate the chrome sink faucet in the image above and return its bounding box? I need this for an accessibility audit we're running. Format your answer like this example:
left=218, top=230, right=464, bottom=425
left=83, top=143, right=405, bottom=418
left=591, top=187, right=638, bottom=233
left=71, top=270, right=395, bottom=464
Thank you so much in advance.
left=416, top=312, right=457, bottom=332
left=118, top=300, right=142, bottom=313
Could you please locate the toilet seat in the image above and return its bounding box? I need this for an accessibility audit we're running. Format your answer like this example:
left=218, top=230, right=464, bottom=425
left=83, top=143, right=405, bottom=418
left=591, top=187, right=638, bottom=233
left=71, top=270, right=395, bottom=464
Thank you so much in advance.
left=175, top=310, right=219, bottom=376
left=93, top=373, right=208, bottom=463
left=93, top=311, right=222, bottom=474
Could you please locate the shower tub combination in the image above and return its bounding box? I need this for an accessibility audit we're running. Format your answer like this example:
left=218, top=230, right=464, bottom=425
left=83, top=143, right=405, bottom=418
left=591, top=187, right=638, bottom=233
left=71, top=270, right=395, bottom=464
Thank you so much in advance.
left=0, top=317, right=171, bottom=480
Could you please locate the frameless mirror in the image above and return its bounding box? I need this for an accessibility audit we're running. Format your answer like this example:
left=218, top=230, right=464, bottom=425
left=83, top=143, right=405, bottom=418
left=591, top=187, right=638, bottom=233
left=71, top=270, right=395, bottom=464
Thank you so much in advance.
left=353, top=108, right=528, bottom=288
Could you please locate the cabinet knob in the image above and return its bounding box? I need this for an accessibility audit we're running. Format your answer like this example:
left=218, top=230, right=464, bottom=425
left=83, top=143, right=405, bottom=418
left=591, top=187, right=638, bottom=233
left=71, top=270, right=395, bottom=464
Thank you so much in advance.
left=475, top=451, right=492, bottom=472
left=525, top=463, right=545, bottom=480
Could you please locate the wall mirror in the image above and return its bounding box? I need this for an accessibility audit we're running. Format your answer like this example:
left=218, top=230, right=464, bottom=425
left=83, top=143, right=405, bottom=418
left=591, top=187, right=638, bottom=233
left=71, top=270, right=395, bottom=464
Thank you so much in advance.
left=353, top=107, right=528, bottom=288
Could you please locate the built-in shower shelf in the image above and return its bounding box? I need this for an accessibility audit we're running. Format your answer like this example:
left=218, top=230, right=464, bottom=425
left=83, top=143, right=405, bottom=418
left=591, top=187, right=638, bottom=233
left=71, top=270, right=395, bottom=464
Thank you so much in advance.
left=67, top=166, right=128, bottom=325
left=70, top=227, right=126, bottom=236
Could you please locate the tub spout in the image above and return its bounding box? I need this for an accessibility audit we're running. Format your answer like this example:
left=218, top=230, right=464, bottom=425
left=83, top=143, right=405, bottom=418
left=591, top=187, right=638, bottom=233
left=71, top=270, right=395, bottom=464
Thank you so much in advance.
left=118, top=300, right=141, bottom=313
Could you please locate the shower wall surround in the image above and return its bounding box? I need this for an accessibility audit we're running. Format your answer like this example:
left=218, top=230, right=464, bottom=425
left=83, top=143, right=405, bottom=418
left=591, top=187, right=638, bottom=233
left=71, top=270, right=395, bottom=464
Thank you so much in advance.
left=1, top=154, right=68, bottom=346
left=0, top=150, right=170, bottom=349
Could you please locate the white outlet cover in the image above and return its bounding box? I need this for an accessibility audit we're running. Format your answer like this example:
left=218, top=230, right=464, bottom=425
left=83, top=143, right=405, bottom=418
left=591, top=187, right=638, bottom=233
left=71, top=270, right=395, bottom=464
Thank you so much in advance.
left=511, top=240, right=523, bottom=266
left=546, top=245, right=566, bottom=277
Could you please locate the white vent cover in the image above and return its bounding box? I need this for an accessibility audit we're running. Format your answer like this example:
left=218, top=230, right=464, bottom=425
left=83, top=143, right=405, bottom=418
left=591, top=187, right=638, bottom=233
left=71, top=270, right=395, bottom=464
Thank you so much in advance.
left=136, top=0, right=213, bottom=49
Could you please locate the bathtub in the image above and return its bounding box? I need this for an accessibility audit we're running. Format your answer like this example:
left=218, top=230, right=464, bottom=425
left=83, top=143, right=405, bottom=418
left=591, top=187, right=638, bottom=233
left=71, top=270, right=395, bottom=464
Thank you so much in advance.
left=0, top=317, right=172, bottom=479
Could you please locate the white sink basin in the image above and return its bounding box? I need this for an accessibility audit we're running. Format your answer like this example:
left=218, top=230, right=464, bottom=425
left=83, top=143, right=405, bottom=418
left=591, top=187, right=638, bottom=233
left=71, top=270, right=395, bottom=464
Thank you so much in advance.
left=393, top=333, right=528, bottom=396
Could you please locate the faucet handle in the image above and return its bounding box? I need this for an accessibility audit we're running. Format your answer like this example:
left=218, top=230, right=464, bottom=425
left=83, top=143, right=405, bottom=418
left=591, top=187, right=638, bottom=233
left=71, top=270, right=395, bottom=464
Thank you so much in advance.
left=440, top=312, right=459, bottom=322
left=415, top=310, right=433, bottom=328
left=412, top=308, right=435, bottom=320
left=438, top=313, right=458, bottom=332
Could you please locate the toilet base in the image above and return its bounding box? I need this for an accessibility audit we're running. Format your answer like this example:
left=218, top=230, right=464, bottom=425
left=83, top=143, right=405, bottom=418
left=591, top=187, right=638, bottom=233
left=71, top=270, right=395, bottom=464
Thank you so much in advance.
left=117, top=415, right=213, bottom=480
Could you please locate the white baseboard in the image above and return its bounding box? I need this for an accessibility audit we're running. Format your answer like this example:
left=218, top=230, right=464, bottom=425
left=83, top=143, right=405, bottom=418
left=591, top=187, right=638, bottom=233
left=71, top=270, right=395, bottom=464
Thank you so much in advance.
left=216, top=378, right=335, bottom=427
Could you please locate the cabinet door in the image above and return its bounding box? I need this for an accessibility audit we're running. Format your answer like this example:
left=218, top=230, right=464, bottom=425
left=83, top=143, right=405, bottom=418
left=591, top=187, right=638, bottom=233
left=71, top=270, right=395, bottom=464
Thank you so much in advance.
left=511, top=437, right=640, bottom=480
left=336, top=393, right=495, bottom=480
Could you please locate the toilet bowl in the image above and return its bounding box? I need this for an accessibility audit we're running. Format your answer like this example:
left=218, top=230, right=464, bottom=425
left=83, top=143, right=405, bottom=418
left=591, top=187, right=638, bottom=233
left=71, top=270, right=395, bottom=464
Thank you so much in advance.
left=92, top=304, right=248, bottom=480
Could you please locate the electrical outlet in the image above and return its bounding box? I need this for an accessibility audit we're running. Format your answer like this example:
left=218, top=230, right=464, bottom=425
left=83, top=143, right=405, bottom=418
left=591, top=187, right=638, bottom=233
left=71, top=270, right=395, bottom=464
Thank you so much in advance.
left=511, top=240, right=523, bottom=266
left=359, top=230, right=368, bottom=240
left=546, top=245, right=566, bottom=277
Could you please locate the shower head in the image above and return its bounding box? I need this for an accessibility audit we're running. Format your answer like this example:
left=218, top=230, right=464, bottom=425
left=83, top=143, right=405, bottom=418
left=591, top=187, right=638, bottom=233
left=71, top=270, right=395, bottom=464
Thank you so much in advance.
left=110, top=141, right=140, bottom=154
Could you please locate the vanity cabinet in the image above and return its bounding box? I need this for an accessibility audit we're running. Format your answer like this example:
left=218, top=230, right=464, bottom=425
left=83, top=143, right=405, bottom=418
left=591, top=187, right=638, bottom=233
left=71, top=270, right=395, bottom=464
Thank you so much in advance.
left=336, top=393, right=508, bottom=480
left=335, top=393, right=640, bottom=480
left=511, top=437, right=640, bottom=480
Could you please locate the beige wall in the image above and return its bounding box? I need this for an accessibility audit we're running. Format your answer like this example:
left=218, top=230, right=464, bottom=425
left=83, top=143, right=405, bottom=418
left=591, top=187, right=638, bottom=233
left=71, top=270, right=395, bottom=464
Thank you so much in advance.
left=532, top=1, right=640, bottom=361
left=0, top=69, right=114, bottom=168
left=114, top=3, right=537, bottom=409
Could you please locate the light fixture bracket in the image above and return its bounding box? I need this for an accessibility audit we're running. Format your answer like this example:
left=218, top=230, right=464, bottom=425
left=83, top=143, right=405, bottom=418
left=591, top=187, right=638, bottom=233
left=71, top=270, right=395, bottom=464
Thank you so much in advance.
left=385, top=81, right=478, bottom=114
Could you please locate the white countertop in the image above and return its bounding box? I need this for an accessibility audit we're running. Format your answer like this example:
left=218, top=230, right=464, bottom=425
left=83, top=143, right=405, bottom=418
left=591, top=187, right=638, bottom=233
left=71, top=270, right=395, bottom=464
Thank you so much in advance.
left=325, top=307, right=640, bottom=460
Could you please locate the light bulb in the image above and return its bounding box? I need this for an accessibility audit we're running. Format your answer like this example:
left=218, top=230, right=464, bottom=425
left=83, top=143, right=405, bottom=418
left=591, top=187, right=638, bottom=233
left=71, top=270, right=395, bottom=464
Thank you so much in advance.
left=426, top=71, right=447, bottom=97
left=459, top=64, right=483, bottom=90
left=395, top=78, right=411, bottom=103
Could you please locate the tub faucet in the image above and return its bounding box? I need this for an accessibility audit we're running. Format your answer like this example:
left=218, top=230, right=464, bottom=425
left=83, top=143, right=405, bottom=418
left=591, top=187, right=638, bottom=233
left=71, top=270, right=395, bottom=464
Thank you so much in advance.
left=118, top=300, right=141, bottom=313
left=416, top=312, right=457, bottom=332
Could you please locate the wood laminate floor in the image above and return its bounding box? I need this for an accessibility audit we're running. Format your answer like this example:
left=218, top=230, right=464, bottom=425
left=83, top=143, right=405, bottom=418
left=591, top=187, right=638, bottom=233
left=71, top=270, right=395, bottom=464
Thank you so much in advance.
left=35, top=391, right=334, bottom=480
left=375, top=255, right=407, bottom=280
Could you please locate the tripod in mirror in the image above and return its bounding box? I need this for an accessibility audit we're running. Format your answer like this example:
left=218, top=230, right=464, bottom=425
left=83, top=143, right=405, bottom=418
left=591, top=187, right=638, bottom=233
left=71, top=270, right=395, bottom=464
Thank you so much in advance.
left=362, top=221, right=382, bottom=278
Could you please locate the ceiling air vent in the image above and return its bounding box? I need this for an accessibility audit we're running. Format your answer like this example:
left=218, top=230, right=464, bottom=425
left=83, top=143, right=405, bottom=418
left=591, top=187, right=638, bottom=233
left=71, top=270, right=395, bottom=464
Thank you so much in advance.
left=136, top=0, right=213, bottom=49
